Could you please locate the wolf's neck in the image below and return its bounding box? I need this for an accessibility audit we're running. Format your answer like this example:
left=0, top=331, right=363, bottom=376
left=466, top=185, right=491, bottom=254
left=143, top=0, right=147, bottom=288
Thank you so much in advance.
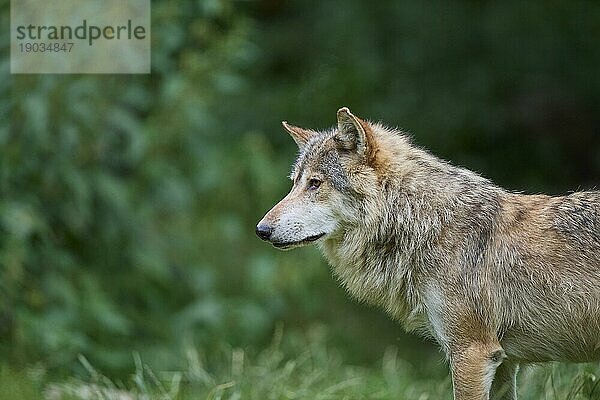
left=320, top=146, right=503, bottom=328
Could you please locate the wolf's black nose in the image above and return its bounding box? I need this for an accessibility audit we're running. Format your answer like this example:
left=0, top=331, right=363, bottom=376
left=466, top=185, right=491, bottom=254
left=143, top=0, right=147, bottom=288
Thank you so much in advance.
left=255, top=224, right=273, bottom=241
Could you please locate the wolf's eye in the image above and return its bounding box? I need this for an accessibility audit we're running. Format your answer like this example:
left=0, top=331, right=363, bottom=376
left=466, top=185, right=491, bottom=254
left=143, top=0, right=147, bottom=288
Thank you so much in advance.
left=307, top=178, right=322, bottom=190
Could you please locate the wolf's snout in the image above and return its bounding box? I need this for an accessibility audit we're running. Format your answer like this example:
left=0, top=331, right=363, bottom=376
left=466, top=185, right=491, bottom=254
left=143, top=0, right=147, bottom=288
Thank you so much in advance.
left=255, top=223, right=274, bottom=241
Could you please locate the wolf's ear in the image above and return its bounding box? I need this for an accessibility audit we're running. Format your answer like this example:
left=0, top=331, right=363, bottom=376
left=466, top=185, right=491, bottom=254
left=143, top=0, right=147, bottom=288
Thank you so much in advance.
left=282, top=121, right=314, bottom=148
left=335, top=107, right=372, bottom=159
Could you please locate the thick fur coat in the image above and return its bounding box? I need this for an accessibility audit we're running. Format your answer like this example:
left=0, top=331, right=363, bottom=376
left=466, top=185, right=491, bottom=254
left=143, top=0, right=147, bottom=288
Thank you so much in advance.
left=257, top=108, right=600, bottom=400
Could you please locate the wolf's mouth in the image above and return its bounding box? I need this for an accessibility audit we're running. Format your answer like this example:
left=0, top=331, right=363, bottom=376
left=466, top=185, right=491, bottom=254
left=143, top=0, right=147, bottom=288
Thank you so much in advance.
left=272, top=233, right=326, bottom=249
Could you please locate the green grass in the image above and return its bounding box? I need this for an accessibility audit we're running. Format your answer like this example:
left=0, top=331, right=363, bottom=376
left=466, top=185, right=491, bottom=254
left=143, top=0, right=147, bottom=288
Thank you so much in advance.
left=3, top=327, right=600, bottom=400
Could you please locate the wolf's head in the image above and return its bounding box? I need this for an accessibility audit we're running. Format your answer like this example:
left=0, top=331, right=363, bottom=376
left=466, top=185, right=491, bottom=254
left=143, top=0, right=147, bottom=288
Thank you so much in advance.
left=256, top=107, right=383, bottom=250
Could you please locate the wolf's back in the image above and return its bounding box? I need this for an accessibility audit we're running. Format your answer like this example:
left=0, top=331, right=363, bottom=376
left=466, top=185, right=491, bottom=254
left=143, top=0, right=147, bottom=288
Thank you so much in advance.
left=551, top=191, right=600, bottom=253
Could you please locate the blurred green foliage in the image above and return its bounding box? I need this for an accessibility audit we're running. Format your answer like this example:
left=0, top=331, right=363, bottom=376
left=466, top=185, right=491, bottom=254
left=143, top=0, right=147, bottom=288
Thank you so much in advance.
left=1, top=0, right=599, bottom=378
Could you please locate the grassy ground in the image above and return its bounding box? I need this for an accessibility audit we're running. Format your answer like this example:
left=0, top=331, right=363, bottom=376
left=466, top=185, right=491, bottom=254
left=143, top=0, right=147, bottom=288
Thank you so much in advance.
left=3, top=327, right=600, bottom=400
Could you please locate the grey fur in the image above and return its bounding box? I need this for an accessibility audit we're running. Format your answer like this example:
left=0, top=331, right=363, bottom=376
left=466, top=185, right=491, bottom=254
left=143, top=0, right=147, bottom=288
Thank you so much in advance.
left=257, top=108, right=600, bottom=400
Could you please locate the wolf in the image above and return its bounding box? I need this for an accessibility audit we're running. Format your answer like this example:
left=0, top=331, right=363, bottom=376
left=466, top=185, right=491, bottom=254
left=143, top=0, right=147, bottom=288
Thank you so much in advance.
left=256, top=108, right=600, bottom=400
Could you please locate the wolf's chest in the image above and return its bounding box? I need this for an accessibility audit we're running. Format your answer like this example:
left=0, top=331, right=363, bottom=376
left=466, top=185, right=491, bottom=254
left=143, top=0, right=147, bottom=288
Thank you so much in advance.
left=322, top=241, right=430, bottom=334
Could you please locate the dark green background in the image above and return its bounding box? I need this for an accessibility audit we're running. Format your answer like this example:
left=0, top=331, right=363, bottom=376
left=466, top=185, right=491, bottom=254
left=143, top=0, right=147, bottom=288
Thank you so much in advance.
left=1, top=0, right=599, bottom=379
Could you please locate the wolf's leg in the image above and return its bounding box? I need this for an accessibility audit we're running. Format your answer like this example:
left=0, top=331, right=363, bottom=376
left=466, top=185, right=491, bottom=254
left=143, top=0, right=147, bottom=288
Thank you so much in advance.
left=490, top=362, right=518, bottom=400
left=450, top=342, right=506, bottom=400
